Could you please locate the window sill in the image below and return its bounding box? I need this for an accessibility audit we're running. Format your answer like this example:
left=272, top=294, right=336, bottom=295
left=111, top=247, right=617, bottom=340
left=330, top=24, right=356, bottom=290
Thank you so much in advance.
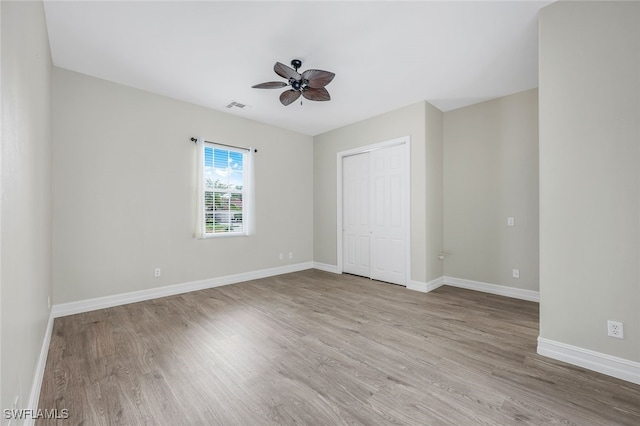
left=197, top=233, right=251, bottom=239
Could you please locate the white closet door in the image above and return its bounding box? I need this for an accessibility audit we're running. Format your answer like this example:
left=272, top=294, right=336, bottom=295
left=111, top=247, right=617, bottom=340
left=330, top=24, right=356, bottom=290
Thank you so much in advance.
left=370, top=144, right=406, bottom=285
left=341, top=143, right=407, bottom=286
left=342, top=152, right=370, bottom=278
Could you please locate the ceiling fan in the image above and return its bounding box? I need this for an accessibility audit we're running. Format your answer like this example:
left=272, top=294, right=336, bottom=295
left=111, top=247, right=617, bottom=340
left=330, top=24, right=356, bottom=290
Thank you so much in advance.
left=252, top=59, right=335, bottom=106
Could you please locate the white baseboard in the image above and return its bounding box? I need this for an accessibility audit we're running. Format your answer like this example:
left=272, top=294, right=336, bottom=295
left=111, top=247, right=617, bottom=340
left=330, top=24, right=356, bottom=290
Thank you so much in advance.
left=444, top=276, right=540, bottom=302
left=26, top=310, right=55, bottom=426
left=311, top=270, right=537, bottom=303
left=312, top=262, right=340, bottom=274
left=537, top=337, right=640, bottom=385
left=406, top=275, right=539, bottom=302
left=407, top=277, right=444, bottom=293
left=52, top=262, right=314, bottom=318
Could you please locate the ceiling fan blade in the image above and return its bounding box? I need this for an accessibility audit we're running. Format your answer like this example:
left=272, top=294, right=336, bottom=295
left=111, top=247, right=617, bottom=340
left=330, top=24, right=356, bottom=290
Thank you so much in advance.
left=280, top=89, right=302, bottom=106
left=274, top=62, right=301, bottom=80
left=252, top=81, right=288, bottom=89
left=301, top=69, right=335, bottom=88
left=302, top=87, right=331, bottom=102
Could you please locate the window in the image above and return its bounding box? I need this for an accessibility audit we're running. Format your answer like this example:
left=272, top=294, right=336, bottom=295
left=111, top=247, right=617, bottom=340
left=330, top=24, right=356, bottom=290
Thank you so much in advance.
left=197, top=139, right=254, bottom=237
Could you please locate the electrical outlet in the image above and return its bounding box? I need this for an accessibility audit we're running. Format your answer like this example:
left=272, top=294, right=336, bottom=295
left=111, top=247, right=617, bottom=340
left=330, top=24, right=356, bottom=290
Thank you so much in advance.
left=279, top=253, right=283, bottom=260
left=154, top=268, right=161, bottom=277
left=512, top=269, right=520, bottom=278
left=507, top=217, right=515, bottom=226
left=607, top=320, right=624, bottom=339
left=289, top=252, right=293, bottom=259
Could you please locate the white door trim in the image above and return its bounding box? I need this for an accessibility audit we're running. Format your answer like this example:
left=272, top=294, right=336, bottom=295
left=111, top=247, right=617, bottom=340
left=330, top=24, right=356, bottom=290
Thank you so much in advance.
left=336, top=136, right=411, bottom=285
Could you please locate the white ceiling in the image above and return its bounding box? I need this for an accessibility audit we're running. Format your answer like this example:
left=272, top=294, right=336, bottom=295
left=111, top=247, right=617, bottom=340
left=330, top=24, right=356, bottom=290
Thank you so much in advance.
left=43, top=0, right=553, bottom=136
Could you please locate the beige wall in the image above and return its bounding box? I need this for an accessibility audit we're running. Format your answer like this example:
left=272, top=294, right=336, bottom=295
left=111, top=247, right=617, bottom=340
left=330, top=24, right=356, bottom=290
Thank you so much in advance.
left=313, top=101, right=443, bottom=284
left=52, top=68, right=313, bottom=304
left=1, top=0, right=52, bottom=412
left=444, top=90, right=539, bottom=291
left=539, top=1, right=639, bottom=361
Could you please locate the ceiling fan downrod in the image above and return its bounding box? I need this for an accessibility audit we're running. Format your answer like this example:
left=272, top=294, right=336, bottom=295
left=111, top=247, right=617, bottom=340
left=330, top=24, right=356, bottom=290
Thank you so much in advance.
left=290, top=59, right=304, bottom=90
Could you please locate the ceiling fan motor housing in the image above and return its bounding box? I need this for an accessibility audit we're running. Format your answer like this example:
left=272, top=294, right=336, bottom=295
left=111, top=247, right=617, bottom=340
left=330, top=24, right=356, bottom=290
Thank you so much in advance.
left=291, top=79, right=303, bottom=90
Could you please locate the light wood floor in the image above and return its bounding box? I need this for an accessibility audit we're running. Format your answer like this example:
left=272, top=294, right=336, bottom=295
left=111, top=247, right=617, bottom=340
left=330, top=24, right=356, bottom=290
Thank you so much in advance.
left=38, top=269, right=640, bottom=425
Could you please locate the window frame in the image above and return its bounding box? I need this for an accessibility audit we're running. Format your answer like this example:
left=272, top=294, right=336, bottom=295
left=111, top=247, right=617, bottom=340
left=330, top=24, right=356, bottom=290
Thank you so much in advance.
left=197, top=139, right=254, bottom=238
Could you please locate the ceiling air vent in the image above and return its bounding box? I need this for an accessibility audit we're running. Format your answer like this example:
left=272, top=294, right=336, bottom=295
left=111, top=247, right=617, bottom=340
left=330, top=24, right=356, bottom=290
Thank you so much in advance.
left=225, top=101, right=246, bottom=109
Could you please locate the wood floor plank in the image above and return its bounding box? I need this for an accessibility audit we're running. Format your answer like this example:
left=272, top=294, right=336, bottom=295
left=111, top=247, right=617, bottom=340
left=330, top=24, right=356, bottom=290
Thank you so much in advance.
left=37, top=270, right=640, bottom=425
